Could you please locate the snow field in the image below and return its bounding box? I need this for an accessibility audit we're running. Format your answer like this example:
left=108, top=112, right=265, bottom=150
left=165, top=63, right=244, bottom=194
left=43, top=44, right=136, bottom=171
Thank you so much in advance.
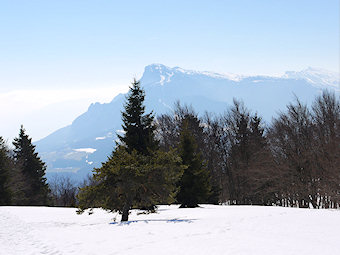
left=0, top=205, right=339, bottom=255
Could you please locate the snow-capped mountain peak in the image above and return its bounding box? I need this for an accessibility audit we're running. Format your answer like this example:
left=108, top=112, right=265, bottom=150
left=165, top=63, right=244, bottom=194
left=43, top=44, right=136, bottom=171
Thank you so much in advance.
left=144, top=64, right=340, bottom=90
left=142, top=64, right=243, bottom=86
left=283, top=67, right=339, bottom=90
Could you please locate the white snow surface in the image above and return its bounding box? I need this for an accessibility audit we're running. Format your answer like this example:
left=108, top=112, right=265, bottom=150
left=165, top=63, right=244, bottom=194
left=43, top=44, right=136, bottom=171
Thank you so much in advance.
left=73, top=148, right=97, bottom=154
left=0, top=205, right=339, bottom=255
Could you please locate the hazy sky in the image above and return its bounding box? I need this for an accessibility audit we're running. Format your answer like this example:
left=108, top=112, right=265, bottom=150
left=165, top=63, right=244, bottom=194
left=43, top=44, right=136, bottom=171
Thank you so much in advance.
left=0, top=0, right=339, bottom=141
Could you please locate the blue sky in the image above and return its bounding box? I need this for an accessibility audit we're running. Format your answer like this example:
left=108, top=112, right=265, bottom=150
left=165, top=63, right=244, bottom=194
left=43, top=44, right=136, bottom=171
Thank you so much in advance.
left=0, top=0, right=339, bottom=140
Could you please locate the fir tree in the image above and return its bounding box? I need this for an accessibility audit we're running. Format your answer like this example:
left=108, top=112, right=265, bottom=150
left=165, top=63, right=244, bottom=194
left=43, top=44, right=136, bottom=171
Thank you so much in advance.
left=78, top=80, right=183, bottom=221
left=176, top=120, right=211, bottom=208
left=0, top=137, right=12, bottom=205
left=78, top=146, right=183, bottom=221
left=118, top=79, right=158, bottom=154
left=13, top=126, right=50, bottom=205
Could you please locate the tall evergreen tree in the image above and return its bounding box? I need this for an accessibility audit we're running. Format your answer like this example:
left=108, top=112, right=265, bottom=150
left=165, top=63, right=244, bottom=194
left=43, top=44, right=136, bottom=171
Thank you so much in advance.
left=78, top=80, right=183, bottom=221
left=13, top=126, right=49, bottom=205
left=0, top=137, right=12, bottom=205
left=176, top=120, right=211, bottom=208
left=118, top=79, right=158, bottom=154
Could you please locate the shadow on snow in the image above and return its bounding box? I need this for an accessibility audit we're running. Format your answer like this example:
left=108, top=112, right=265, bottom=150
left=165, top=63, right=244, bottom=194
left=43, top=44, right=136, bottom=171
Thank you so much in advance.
left=110, top=218, right=195, bottom=225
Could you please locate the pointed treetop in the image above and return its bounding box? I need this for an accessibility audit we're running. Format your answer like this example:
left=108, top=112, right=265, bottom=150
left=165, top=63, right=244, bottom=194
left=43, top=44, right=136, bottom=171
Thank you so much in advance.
left=118, top=79, right=158, bottom=154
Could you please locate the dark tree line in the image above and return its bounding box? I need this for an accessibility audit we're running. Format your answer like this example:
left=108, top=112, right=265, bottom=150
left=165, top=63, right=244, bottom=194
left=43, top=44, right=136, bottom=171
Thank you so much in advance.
left=79, top=80, right=339, bottom=222
left=156, top=100, right=274, bottom=206
left=49, top=175, right=78, bottom=207
left=1, top=80, right=338, bottom=215
left=0, top=137, right=12, bottom=205
left=269, top=92, right=340, bottom=208
left=157, top=90, right=339, bottom=208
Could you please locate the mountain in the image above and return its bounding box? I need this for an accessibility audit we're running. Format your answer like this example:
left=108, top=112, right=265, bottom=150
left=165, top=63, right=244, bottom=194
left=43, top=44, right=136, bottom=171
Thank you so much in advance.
left=35, top=64, right=339, bottom=181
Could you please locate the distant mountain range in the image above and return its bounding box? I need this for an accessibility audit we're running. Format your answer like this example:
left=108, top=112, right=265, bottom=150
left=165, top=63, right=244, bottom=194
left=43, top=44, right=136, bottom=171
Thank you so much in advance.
left=35, top=64, right=340, bottom=181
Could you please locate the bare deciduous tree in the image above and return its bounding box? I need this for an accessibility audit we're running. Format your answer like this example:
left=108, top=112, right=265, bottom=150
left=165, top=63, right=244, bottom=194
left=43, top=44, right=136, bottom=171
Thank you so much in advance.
left=49, top=175, right=77, bottom=207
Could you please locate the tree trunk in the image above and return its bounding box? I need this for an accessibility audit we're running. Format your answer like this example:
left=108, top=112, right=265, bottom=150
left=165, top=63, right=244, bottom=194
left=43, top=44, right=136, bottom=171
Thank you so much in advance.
left=310, top=195, right=318, bottom=209
left=121, top=203, right=130, bottom=222
left=227, top=168, right=236, bottom=203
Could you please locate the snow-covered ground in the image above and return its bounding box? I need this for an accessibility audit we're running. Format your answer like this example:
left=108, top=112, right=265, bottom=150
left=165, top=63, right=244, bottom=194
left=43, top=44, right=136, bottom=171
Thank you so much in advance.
left=0, top=205, right=339, bottom=255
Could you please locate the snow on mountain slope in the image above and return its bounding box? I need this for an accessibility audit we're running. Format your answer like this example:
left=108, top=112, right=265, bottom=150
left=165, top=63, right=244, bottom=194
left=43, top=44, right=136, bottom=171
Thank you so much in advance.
left=284, top=67, right=339, bottom=90
left=142, top=63, right=243, bottom=86
left=0, top=205, right=339, bottom=255
left=35, top=64, right=339, bottom=181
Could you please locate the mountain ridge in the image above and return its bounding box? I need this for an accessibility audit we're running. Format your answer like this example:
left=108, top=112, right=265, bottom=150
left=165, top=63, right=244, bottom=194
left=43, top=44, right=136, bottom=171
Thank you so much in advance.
left=35, top=64, right=339, bottom=181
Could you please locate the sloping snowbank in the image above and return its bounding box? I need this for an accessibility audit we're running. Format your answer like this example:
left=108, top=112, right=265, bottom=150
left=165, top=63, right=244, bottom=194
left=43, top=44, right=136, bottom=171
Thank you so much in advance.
left=0, top=205, right=339, bottom=255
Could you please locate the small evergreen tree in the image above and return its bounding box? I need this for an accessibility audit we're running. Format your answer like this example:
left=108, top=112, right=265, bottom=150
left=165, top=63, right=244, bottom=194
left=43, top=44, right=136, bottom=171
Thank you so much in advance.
left=0, top=137, right=12, bottom=205
left=176, top=120, right=211, bottom=208
left=78, top=80, right=183, bottom=221
left=157, top=103, right=221, bottom=203
left=13, top=126, right=50, bottom=205
left=78, top=146, right=183, bottom=221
